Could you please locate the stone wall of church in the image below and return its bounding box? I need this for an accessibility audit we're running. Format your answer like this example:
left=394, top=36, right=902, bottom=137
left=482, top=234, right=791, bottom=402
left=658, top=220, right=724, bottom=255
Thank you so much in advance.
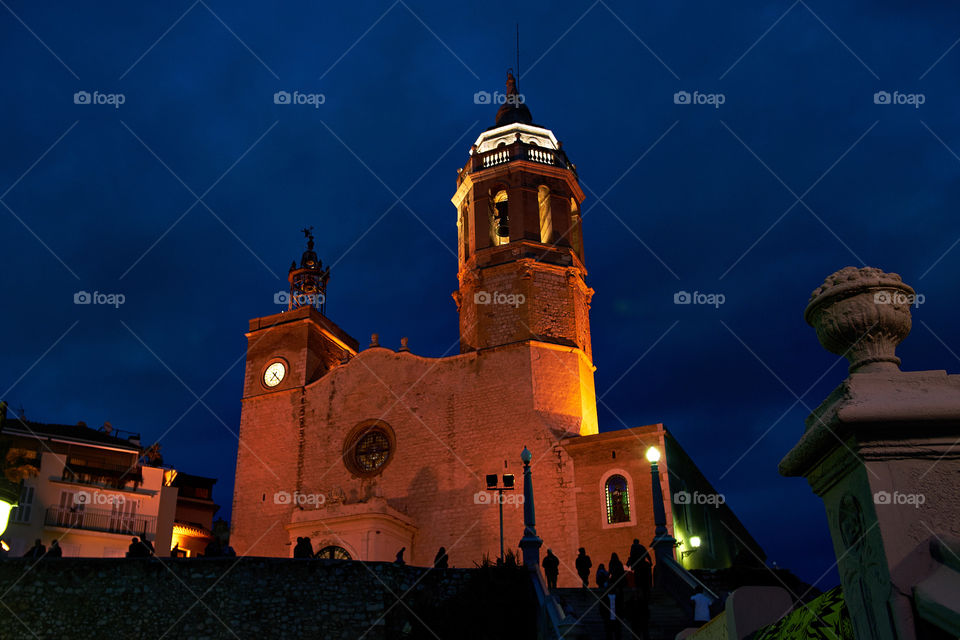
left=232, top=340, right=591, bottom=583
left=0, top=558, right=534, bottom=639
left=231, top=388, right=304, bottom=556
left=458, top=258, right=591, bottom=358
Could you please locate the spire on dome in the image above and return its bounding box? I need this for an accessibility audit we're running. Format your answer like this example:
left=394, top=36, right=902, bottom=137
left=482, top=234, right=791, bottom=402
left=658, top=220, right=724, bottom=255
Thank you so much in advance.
left=495, top=69, right=533, bottom=127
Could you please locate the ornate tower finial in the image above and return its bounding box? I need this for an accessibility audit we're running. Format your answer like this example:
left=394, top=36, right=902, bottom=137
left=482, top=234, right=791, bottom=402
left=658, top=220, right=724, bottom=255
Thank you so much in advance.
left=506, top=69, right=517, bottom=95
left=301, top=226, right=315, bottom=251
left=495, top=68, right=532, bottom=127
left=287, top=227, right=330, bottom=314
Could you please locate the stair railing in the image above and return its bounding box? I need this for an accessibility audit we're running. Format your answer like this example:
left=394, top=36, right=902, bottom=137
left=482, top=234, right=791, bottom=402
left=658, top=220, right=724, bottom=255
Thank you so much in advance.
left=526, top=566, right=570, bottom=640
left=655, top=554, right=720, bottom=618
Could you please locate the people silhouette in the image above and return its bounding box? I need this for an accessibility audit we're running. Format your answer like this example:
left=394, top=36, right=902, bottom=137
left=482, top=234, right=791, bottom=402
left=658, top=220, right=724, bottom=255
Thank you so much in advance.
left=608, top=552, right=625, bottom=591
left=626, top=539, right=652, bottom=593
left=46, top=540, right=62, bottom=558
left=542, top=548, right=560, bottom=591
left=596, top=563, right=609, bottom=590
left=433, top=546, right=448, bottom=569
left=395, top=547, right=406, bottom=564
left=292, top=537, right=312, bottom=558
left=606, top=553, right=626, bottom=639
left=690, top=585, right=712, bottom=626
left=126, top=537, right=143, bottom=558
left=575, top=547, right=592, bottom=588
left=24, top=539, right=45, bottom=559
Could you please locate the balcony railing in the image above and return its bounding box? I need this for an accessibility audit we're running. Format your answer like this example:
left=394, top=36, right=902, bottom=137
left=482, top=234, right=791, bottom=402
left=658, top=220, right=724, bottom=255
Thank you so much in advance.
left=45, top=506, right=156, bottom=536
left=61, top=458, right=142, bottom=490
left=470, top=141, right=574, bottom=174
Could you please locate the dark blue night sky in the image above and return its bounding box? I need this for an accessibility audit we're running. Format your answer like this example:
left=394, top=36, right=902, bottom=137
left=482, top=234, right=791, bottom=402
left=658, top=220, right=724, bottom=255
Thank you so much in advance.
left=3, top=1, right=960, bottom=589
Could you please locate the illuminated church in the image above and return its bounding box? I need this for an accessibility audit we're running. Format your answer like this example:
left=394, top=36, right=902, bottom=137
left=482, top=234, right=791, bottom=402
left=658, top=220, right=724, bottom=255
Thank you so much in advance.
left=231, top=73, right=762, bottom=584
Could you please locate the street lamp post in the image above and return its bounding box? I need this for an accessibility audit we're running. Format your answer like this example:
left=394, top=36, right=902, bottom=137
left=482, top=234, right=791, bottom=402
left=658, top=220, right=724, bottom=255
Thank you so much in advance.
left=645, top=446, right=677, bottom=573
left=518, top=447, right=543, bottom=570
left=485, top=472, right=515, bottom=564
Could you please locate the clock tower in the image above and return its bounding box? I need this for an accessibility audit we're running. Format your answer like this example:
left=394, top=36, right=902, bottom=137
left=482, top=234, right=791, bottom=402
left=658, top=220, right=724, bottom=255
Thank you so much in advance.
left=231, top=233, right=359, bottom=556
left=242, top=232, right=357, bottom=400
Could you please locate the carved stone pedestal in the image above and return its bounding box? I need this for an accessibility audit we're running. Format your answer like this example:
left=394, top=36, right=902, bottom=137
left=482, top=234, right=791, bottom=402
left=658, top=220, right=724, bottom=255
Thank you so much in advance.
left=781, top=267, right=960, bottom=640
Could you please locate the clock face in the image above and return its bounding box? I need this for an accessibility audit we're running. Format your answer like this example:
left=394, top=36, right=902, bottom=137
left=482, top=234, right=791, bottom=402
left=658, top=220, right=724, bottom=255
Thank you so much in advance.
left=263, top=361, right=286, bottom=387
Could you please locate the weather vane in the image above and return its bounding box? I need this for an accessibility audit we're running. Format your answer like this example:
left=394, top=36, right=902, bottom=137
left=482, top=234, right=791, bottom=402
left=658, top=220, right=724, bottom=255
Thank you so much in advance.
left=301, top=226, right=315, bottom=250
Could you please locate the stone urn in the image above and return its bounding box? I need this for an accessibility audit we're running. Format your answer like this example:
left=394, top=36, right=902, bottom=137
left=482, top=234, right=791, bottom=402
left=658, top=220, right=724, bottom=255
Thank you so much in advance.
left=804, top=266, right=915, bottom=373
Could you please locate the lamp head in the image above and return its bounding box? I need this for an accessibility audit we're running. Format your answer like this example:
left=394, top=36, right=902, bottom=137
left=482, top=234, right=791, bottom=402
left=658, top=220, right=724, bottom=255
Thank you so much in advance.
left=690, top=536, right=702, bottom=549
left=0, top=478, right=18, bottom=537
left=645, top=446, right=661, bottom=463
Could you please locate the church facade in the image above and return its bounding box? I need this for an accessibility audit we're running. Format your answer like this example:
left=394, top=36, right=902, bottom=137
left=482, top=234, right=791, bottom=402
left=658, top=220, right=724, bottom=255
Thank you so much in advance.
left=231, top=75, right=763, bottom=585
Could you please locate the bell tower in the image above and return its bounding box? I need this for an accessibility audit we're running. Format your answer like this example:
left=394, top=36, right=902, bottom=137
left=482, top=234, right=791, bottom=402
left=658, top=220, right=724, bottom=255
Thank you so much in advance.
left=452, top=72, right=592, bottom=358
left=288, top=226, right=330, bottom=314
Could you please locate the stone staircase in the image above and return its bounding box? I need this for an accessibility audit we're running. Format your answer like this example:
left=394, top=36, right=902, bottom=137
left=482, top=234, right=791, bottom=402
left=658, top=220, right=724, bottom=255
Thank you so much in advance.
left=552, top=586, right=691, bottom=640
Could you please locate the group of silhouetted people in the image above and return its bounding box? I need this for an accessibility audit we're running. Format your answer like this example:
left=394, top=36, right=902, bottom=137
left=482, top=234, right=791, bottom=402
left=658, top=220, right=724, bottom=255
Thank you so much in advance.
left=125, top=536, right=155, bottom=557
left=23, top=539, right=61, bottom=559
left=293, top=541, right=452, bottom=567
left=542, top=539, right=654, bottom=640
left=293, top=536, right=316, bottom=558
left=16, top=535, right=238, bottom=560
left=394, top=546, right=449, bottom=568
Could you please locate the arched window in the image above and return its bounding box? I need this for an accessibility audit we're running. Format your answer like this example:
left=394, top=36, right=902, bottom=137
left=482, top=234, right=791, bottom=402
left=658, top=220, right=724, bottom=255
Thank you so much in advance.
left=605, top=475, right=630, bottom=524
left=316, top=545, right=351, bottom=560
left=458, top=200, right=469, bottom=263
left=491, top=189, right=510, bottom=246
left=570, top=198, right=583, bottom=260
left=538, top=185, right=553, bottom=244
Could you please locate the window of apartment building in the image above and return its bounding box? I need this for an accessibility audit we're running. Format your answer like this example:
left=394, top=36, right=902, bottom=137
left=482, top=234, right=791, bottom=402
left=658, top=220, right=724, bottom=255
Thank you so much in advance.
left=11, top=485, right=33, bottom=524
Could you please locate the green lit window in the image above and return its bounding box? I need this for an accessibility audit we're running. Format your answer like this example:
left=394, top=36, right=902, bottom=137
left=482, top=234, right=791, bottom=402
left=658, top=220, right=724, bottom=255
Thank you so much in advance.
left=605, top=475, right=630, bottom=524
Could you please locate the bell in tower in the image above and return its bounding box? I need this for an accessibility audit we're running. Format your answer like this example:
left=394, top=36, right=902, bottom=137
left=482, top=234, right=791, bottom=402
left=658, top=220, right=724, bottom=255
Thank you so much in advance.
left=288, top=226, right=330, bottom=314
